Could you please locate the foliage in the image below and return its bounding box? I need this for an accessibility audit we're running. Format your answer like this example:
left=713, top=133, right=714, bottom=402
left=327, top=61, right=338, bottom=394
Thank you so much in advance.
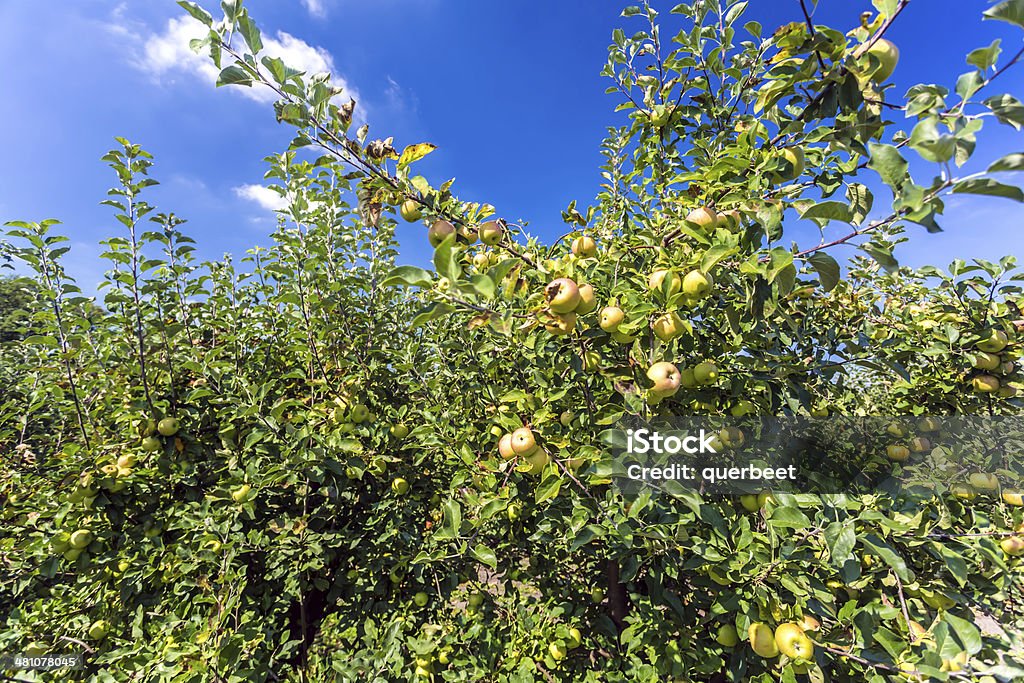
left=3, top=1, right=1024, bottom=681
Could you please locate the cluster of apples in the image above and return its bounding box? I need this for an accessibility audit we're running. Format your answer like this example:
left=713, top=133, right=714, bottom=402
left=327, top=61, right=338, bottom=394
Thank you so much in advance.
left=968, top=328, right=1017, bottom=397
left=948, top=471, right=1023, bottom=509
left=49, top=526, right=97, bottom=562
left=138, top=415, right=180, bottom=453
left=328, top=395, right=375, bottom=428
left=643, top=360, right=720, bottom=404
left=497, top=426, right=550, bottom=475
left=541, top=277, right=597, bottom=336
left=745, top=617, right=817, bottom=667
left=400, top=197, right=507, bottom=251
left=883, top=416, right=942, bottom=463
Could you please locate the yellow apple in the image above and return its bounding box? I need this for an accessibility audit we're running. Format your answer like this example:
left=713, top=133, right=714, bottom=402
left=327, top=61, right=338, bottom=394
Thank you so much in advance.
left=511, top=427, right=538, bottom=456
left=652, top=311, right=686, bottom=342
left=546, top=278, right=581, bottom=314
left=775, top=623, right=814, bottom=661
left=1002, top=489, right=1024, bottom=506
left=773, top=147, right=805, bottom=181
left=968, top=472, right=999, bottom=491
left=978, top=329, right=1009, bottom=353
left=648, top=269, right=682, bottom=298
left=571, top=235, right=597, bottom=258
left=1000, top=536, right=1024, bottom=556
left=599, top=306, right=625, bottom=332
left=972, top=374, right=1000, bottom=393
left=544, top=311, right=577, bottom=336
left=87, top=620, right=110, bottom=641
left=391, top=478, right=410, bottom=495
left=693, top=361, right=719, bottom=385
left=231, top=484, right=251, bottom=503
left=428, top=220, right=455, bottom=247
left=685, top=207, right=720, bottom=231
left=716, top=624, right=739, bottom=647
left=974, top=352, right=1002, bottom=371
left=478, top=220, right=504, bottom=245
left=886, top=445, right=910, bottom=462
left=798, top=615, right=820, bottom=632
left=69, top=529, right=94, bottom=549
left=575, top=284, right=597, bottom=314
left=581, top=350, right=601, bottom=373
left=525, top=448, right=550, bottom=475
left=498, top=433, right=517, bottom=460
left=400, top=199, right=422, bottom=222
left=682, top=270, right=713, bottom=299
left=647, top=362, right=682, bottom=398
left=749, top=622, right=779, bottom=658
left=866, top=38, right=899, bottom=81
left=909, top=437, right=930, bottom=453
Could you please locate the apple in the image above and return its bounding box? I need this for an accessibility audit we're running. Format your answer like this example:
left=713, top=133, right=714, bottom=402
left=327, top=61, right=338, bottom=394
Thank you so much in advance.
left=567, top=627, right=582, bottom=649
left=721, top=209, right=742, bottom=230
left=773, top=147, right=805, bottom=182
left=909, top=437, right=930, bottom=453
left=739, top=494, right=761, bottom=512
left=69, top=529, right=93, bottom=549
left=511, top=427, right=538, bottom=456
left=507, top=502, right=522, bottom=521
left=548, top=641, right=567, bottom=661
left=950, top=483, right=977, bottom=500
left=138, top=418, right=157, bottom=437
left=117, top=454, right=137, bottom=468
left=647, top=362, right=682, bottom=398
left=679, top=367, right=697, bottom=389
left=50, top=532, right=71, bottom=553
left=525, top=448, right=550, bottom=475
left=590, top=587, right=605, bottom=603
left=571, top=235, right=597, bottom=258
left=581, top=350, right=601, bottom=373
left=414, top=665, right=432, bottom=678
left=974, top=352, right=1001, bottom=371
left=810, top=405, right=829, bottom=419
left=157, top=417, right=179, bottom=437
left=886, top=422, right=907, bottom=438
left=544, top=311, right=577, bottom=336
left=972, top=374, right=1000, bottom=393
left=749, top=622, right=779, bottom=658
left=467, top=592, right=485, bottom=608
left=498, top=433, right=517, bottom=460
left=392, top=477, right=410, bottom=495
left=968, top=472, right=999, bottom=491
left=611, top=330, right=636, bottom=344
left=716, top=623, right=739, bottom=647
left=24, top=642, right=47, bottom=656
left=559, top=410, right=575, bottom=426
left=798, top=615, right=821, bottom=632
left=350, top=404, right=371, bottom=423
left=866, top=38, right=899, bottom=81
left=648, top=269, right=682, bottom=297
left=652, top=311, right=686, bottom=342
left=1002, top=489, right=1024, bottom=506
left=575, top=283, right=598, bottom=315
left=757, top=491, right=775, bottom=507
left=428, top=220, right=456, bottom=247
left=908, top=621, right=927, bottom=641
left=413, top=591, right=429, bottom=607
left=478, top=220, right=504, bottom=245
left=682, top=270, right=713, bottom=299
left=978, top=329, right=1009, bottom=353
left=546, top=278, right=581, bottom=314
left=141, top=436, right=162, bottom=452
left=399, top=199, right=422, bottom=222
left=731, top=400, right=756, bottom=417
left=87, top=620, right=110, bottom=641
left=599, top=306, right=625, bottom=332
left=685, top=207, right=720, bottom=231
left=917, top=417, right=941, bottom=433
left=775, top=623, right=814, bottom=661
left=231, top=484, right=251, bottom=503
left=693, top=361, right=719, bottom=385
left=390, top=423, right=410, bottom=440
left=1002, top=360, right=1016, bottom=374
left=63, top=548, right=82, bottom=561
left=1000, top=536, right=1024, bottom=556
left=436, top=276, right=451, bottom=291
left=886, top=445, right=910, bottom=462
left=472, top=252, right=490, bottom=269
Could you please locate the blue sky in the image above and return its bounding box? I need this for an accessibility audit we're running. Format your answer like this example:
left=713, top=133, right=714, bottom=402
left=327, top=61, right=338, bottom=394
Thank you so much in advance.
left=1, top=0, right=1023, bottom=291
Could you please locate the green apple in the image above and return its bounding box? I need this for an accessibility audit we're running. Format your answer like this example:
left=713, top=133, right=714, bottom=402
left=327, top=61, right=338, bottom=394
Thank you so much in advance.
left=574, top=283, right=598, bottom=314
left=581, top=350, right=601, bottom=373
left=773, top=147, right=805, bottom=181
left=88, top=619, right=110, bottom=641
left=467, top=592, right=485, bottom=608
left=390, top=423, right=410, bottom=440
left=716, top=624, right=739, bottom=647
left=548, top=642, right=567, bottom=661
left=428, top=219, right=455, bottom=247
left=141, top=436, right=162, bottom=452
left=507, top=502, right=523, bottom=521
left=648, top=269, right=682, bottom=298
left=50, top=532, right=71, bottom=553
left=968, top=472, right=998, bottom=491
left=525, top=448, right=550, bottom=475
left=478, top=220, right=504, bottom=245
left=400, top=199, right=422, bottom=222
left=731, top=400, right=756, bottom=417
left=866, top=38, right=899, bottom=81
left=950, top=483, right=977, bottom=500
left=546, top=278, right=582, bottom=314
left=392, top=477, right=410, bottom=495
left=739, top=494, right=761, bottom=512
left=1003, top=489, right=1024, bottom=506
left=157, top=417, right=180, bottom=437
left=978, top=329, right=1009, bottom=353
left=511, top=428, right=538, bottom=456
left=974, top=352, right=1002, bottom=371
left=69, top=529, right=94, bottom=549
left=1000, top=536, right=1024, bottom=556
left=682, top=270, right=713, bottom=299
left=413, top=591, right=429, bottom=607
left=647, top=362, right=682, bottom=398
left=972, top=374, right=1000, bottom=393
left=693, top=361, right=719, bottom=385
left=63, top=548, right=82, bottom=561
left=571, top=235, right=597, bottom=258
left=685, top=206, right=720, bottom=231
left=886, top=444, right=910, bottom=462
left=653, top=311, right=686, bottom=342
left=231, top=484, right=252, bottom=503
left=749, top=622, right=779, bottom=658
left=544, top=311, right=577, bottom=336
left=24, top=642, right=48, bottom=656
left=599, top=306, right=624, bottom=332
left=566, top=627, right=582, bottom=649
left=590, top=587, right=605, bottom=603
left=679, top=367, right=697, bottom=389
left=775, top=623, right=814, bottom=660
left=559, top=410, right=575, bottom=426
left=350, top=404, right=371, bottom=423
left=137, top=418, right=157, bottom=437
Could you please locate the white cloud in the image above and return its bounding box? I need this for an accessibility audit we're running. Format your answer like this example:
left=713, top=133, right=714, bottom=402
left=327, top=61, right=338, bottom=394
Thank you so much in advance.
left=300, top=0, right=327, bottom=19
left=115, top=14, right=357, bottom=105
left=234, top=184, right=288, bottom=211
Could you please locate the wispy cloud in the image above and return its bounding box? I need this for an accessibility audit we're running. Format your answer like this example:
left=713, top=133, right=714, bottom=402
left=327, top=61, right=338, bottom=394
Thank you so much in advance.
left=300, top=0, right=328, bottom=19
left=234, top=184, right=288, bottom=211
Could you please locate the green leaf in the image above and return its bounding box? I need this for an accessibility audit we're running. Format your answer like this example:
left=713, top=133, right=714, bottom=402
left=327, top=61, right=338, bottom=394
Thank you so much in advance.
left=859, top=534, right=912, bottom=582
left=410, top=302, right=454, bottom=329
left=908, top=118, right=956, bottom=163
left=236, top=11, right=263, bottom=54
left=807, top=252, right=841, bottom=292
left=216, top=65, right=253, bottom=88
left=985, top=94, right=1024, bottom=129
left=868, top=143, right=909, bottom=190
left=942, top=612, right=982, bottom=654
left=469, top=274, right=495, bottom=300
left=433, top=499, right=461, bottom=540
left=398, top=143, right=437, bottom=169
left=952, top=178, right=1024, bottom=202
left=433, top=233, right=462, bottom=282
left=800, top=201, right=853, bottom=223
left=967, top=39, right=1002, bottom=71
left=988, top=153, right=1024, bottom=172
left=701, top=244, right=736, bottom=272
left=769, top=506, right=811, bottom=529
left=534, top=473, right=562, bottom=503
left=470, top=544, right=497, bottom=569
left=983, top=0, right=1024, bottom=29
left=178, top=1, right=214, bottom=26
left=824, top=522, right=856, bottom=567
left=381, top=266, right=433, bottom=288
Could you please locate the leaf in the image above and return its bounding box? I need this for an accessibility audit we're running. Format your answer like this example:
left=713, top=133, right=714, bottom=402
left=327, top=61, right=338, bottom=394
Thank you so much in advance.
left=534, top=474, right=562, bottom=503
left=470, top=544, right=497, bottom=569
left=985, top=94, right=1024, bottom=129
left=433, top=234, right=461, bottom=283
left=967, top=39, right=1002, bottom=71
left=952, top=178, right=1024, bottom=202
left=216, top=65, right=253, bottom=88
left=433, top=499, right=461, bottom=540
left=807, top=252, right=841, bottom=292
left=236, top=11, right=263, bottom=54
left=398, top=143, right=438, bottom=170
left=859, top=533, right=912, bottom=582
left=701, top=244, right=737, bottom=272
left=410, top=302, right=454, bottom=329
left=908, top=118, right=956, bottom=164
left=846, top=183, right=873, bottom=226
left=942, top=612, right=982, bottom=654
left=867, top=143, right=909, bottom=190
left=800, top=201, right=853, bottom=223
left=988, top=153, right=1024, bottom=172
left=178, top=1, right=214, bottom=26
left=824, top=522, right=856, bottom=567
left=983, top=0, right=1024, bottom=29
left=381, top=266, right=433, bottom=288
left=769, top=506, right=811, bottom=529
left=469, top=274, right=495, bottom=300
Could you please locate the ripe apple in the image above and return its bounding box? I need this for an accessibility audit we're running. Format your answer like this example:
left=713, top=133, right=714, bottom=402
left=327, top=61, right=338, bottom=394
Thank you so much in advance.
left=392, top=477, right=410, bottom=495
left=909, top=437, right=930, bottom=453
left=886, top=422, right=907, bottom=438
left=679, top=367, right=697, bottom=389
left=886, top=445, right=910, bottom=462
left=590, top=587, right=605, bottom=603
left=575, top=284, right=598, bottom=314
left=141, top=436, right=162, bottom=452
left=648, top=269, right=682, bottom=298
left=775, top=623, right=814, bottom=661
left=69, top=529, right=94, bottom=549
left=511, top=427, right=538, bottom=456
left=63, top=547, right=82, bottom=561
left=968, top=472, right=999, bottom=491
left=428, top=220, right=456, bottom=247
left=498, top=433, right=517, bottom=460
left=599, top=306, right=625, bottom=332
left=400, top=199, right=422, bottom=222
left=978, top=329, right=1009, bottom=353
left=749, top=622, right=779, bottom=658
left=693, top=361, right=719, bottom=385
left=731, top=400, right=755, bottom=417
left=87, top=619, right=110, bottom=641
left=653, top=311, right=686, bottom=342
left=390, top=423, right=410, bottom=440
left=231, top=484, right=251, bottom=503
left=117, top=454, right=137, bottom=469
left=581, top=350, right=601, bottom=373
left=739, top=494, right=761, bottom=512
left=546, top=278, right=582, bottom=314
left=549, top=642, right=567, bottom=661
left=472, top=252, right=490, bottom=269
left=647, top=362, right=682, bottom=398
left=467, top=592, right=484, bottom=608
left=567, top=627, right=582, bottom=649
left=507, top=502, right=522, bottom=521
left=544, top=311, right=577, bottom=336
left=1000, top=536, right=1024, bottom=556
left=950, top=483, right=977, bottom=500
left=686, top=207, right=720, bottom=231
left=716, top=623, right=739, bottom=647
left=478, top=221, right=504, bottom=245
left=972, top=374, right=1000, bottom=393
left=866, top=38, right=899, bottom=81
left=773, top=147, right=805, bottom=181
left=559, top=410, right=575, bottom=426
left=798, top=615, right=821, bottom=632
left=413, top=591, right=429, bottom=607
left=682, top=270, right=713, bottom=299
left=350, top=404, right=371, bottom=423
left=1002, top=489, right=1024, bottom=506
left=525, top=448, right=550, bottom=475
left=918, top=417, right=941, bottom=433
left=571, top=235, right=597, bottom=258
left=974, top=352, right=1002, bottom=371
left=50, top=532, right=71, bottom=553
